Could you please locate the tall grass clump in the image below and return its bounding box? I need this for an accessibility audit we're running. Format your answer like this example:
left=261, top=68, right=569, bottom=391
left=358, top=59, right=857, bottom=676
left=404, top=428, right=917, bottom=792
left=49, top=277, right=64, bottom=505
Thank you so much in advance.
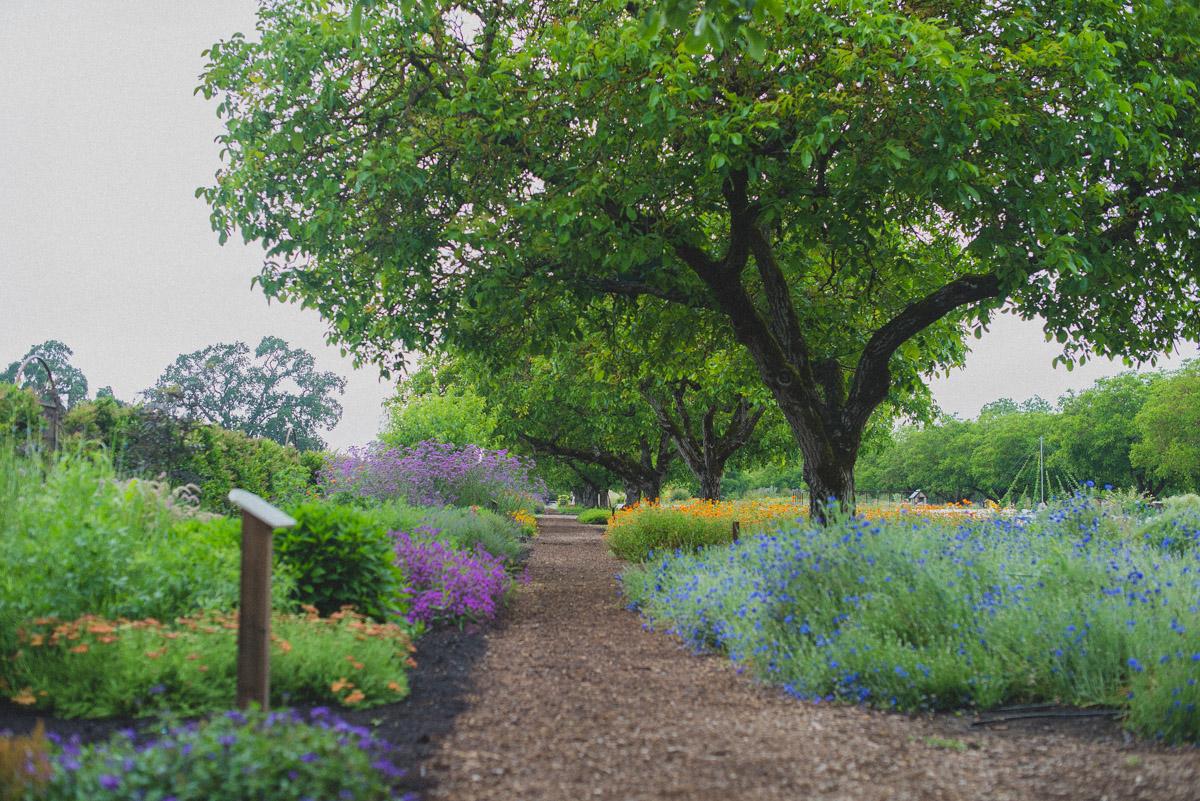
left=623, top=496, right=1200, bottom=744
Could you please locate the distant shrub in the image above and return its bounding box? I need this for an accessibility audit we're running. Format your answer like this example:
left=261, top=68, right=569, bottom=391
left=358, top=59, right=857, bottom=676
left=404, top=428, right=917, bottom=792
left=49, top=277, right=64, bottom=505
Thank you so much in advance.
left=577, top=508, right=610, bottom=525
left=62, top=400, right=312, bottom=512
left=276, top=501, right=407, bottom=622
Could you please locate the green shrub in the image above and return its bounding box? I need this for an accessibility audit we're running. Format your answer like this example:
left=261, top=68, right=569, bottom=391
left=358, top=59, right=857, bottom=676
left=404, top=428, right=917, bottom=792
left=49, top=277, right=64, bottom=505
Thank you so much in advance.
left=62, top=401, right=312, bottom=512
left=276, top=501, right=407, bottom=622
left=577, top=508, right=610, bottom=525
left=1137, top=504, right=1200, bottom=555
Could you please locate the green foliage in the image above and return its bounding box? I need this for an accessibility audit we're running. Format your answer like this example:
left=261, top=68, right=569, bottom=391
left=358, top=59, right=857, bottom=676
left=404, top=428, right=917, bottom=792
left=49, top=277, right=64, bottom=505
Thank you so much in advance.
left=382, top=357, right=498, bottom=448
left=577, top=508, right=611, bottom=525
left=1, top=341, right=89, bottom=409
left=5, top=609, right=413, bottom=719
left=200, top=0, right=1200, bottom=516
left=365, top=500, right=525, bottom=565
left=0, top=446, right=290, bottom=640
left=276, top=501, right=407, bottom=622
left=1131, top=360, right=1200, bottom=493
left=35, top=706, right=406, bottom=801
left=148, top=336, right=346, bottom=451
left=1054, top=371, right=1164, bottom=494
left=1136, top=497, right=1200, bottom=556
left=0, top=384, right=42, bottom=441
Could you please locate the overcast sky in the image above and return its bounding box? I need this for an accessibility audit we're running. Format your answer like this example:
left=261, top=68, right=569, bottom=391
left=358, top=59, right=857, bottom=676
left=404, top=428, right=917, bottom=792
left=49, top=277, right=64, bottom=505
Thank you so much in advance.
left=1, top=1, right=1195, bottom=451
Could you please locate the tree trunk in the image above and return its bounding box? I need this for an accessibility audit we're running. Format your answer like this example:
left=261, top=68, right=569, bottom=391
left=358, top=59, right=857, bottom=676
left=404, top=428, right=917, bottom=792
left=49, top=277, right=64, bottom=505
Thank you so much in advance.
left=622, top=480, right=642, bottom=507
left=576, top=483, right=601, bottom=508
left=801, top=446, right=856, bottom=523
left=698, top=470, right=723, bottom=502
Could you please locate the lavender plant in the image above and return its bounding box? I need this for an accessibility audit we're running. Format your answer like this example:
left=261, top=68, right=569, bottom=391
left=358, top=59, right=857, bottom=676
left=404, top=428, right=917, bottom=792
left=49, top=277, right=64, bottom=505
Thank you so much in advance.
left=320, top=441, right=545, bottom=514
left=391, top=531, right=514, bottom=628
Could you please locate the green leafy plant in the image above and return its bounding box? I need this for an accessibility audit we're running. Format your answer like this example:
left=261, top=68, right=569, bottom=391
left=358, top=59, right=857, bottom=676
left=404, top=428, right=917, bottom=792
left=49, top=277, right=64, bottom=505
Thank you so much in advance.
left=577, top=508, right=611, bottom=525
left=276, top=501, right=407, bottom=621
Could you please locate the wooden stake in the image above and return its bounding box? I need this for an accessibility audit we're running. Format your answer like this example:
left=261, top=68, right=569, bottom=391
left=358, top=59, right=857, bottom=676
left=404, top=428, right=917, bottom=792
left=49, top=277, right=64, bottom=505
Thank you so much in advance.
left=731, top=521, right=740, bottom=543
left=228, top=489, right=296, bottom=711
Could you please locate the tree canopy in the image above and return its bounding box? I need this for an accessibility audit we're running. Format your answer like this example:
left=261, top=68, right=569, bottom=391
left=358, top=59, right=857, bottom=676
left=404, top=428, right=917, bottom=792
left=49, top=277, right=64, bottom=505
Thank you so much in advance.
left=201, top=0, right=1200, bottom=516
left=2, top=341, right=90, bottom=409
left=148, top=336, right=346, bottom=451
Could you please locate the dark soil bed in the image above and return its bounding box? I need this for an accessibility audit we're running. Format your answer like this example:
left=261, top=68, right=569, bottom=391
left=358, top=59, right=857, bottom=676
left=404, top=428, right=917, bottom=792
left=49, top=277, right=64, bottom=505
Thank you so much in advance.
left=5, top=515, right=1199, bottom=800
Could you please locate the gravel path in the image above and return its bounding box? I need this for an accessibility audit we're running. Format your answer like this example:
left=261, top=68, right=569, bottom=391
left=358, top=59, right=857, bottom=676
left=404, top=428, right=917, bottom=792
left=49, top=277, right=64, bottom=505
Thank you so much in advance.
left=412, top=515, right=1200, bottom=800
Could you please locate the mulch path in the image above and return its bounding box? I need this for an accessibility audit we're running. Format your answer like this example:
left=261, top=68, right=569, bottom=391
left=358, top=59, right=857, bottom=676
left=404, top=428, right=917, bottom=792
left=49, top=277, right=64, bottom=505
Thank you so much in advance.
left=4, top=514, right=1199, bottom=799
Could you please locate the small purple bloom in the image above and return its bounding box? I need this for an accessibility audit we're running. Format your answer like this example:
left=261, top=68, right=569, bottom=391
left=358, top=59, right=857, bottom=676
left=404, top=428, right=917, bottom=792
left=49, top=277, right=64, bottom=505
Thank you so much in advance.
left=100, top=774, right=121, bottom=790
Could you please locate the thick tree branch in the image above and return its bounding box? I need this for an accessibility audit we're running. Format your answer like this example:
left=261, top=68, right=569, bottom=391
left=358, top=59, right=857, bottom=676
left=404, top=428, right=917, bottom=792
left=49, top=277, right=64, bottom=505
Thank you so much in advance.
left=843, top=272, right=1003, bottom=433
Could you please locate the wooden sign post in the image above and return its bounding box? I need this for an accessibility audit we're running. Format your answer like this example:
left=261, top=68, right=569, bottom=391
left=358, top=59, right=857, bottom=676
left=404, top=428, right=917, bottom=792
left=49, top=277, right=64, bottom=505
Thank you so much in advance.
left=228, top=489, right=296, bottom=711
left=731, top=521, right=740, bottom=543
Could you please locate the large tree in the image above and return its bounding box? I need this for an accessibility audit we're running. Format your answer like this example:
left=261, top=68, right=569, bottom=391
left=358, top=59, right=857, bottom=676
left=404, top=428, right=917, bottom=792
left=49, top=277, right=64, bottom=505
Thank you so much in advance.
left=2, top=341, right=90, bottom=409
left=149, top=336, right=346, bottom=451
left=201, top=0, right=1200, bottom=518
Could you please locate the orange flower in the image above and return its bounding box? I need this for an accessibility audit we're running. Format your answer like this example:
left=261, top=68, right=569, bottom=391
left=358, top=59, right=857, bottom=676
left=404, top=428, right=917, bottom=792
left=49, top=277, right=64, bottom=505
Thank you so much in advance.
left=351, top=661, right=365, bottom=670
left=276, top=639, right=293, bottom=654
left=343, top=690, right=365, bottom=704
left=186, top=653, right=201, bottom=660
left=197, top=665, right=209, bottom=672
left=68, top=644, right=88, bottom=654
left=331, top=678, right=349, bottom=692
left=97, top=636, right=118, bottom=644
left=144, top=648, right=168, bottom=659
left=11, top=686, right=37, bottom=706
left=386, top=681, right=404, bottom=692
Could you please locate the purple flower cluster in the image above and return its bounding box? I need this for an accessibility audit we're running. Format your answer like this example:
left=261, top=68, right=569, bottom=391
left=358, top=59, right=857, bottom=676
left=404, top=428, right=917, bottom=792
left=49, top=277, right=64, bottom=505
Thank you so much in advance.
left=392, top=530, right=511, bottom=627
left=321, top=441, right=546, bottom=509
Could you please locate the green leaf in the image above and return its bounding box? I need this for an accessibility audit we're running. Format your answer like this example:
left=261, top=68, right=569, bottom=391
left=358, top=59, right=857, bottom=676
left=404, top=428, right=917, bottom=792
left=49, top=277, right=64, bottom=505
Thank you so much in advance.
left=744, top=27, right=767, bottom=62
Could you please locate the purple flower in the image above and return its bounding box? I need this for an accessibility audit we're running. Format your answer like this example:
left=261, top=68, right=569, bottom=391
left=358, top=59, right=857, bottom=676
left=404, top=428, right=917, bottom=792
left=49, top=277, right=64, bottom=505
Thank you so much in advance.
left=300, top=752, right=319, bottom=763
left=100, top=774, right=121, bottom=790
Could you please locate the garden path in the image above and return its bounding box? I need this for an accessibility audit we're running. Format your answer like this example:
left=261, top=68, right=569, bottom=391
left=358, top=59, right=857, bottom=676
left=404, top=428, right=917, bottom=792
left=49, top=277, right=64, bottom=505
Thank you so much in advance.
left=411, top=515, right=1199, bottom=800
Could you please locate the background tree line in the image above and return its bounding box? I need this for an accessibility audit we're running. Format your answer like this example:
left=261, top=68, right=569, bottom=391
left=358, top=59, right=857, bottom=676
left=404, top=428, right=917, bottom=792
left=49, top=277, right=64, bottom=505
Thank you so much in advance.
left=2, top=337, right=346, bottom=511
left=856, top=361, right=1200, bottom=505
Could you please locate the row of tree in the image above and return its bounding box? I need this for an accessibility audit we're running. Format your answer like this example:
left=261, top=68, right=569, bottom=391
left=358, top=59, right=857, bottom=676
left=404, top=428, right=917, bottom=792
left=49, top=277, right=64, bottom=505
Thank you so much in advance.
left=198, top=0, right=1200, bottom=520
left=3, top=337, right=345, bottom=451
left=857, top=362, right=1200, bottom=504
